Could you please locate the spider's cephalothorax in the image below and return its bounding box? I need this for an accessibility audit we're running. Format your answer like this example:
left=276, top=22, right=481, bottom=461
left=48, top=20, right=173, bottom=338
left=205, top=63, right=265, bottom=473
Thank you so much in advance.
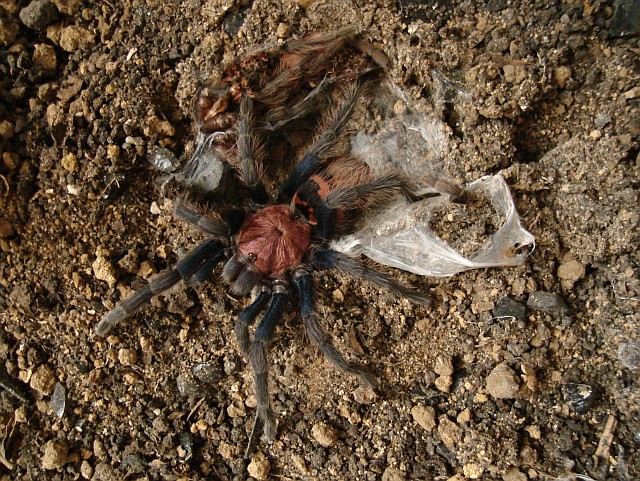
left=96, top=28, right=429, bottom=446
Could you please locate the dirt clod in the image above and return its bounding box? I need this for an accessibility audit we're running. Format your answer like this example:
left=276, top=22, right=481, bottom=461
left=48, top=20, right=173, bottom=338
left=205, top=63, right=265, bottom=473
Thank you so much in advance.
left=247, top=452, right=270, bottom=480
left=42, top=439, right=68, bottom=470
left=411, top=405, right=436, bottom=432
left=30, top=364, right=57, bottom=395
left=311, top=422, right=339, bottom=447
left=486, top=363, right=520, bottom=400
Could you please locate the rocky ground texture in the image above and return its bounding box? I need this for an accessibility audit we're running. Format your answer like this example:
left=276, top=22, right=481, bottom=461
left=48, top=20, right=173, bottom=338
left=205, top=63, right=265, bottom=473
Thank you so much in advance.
left=0, top=0, right=639, bottom=480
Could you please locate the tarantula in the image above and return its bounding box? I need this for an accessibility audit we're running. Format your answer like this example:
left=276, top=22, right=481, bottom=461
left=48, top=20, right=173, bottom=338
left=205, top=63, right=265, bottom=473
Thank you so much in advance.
left=96, top=27, right=429, bottom=444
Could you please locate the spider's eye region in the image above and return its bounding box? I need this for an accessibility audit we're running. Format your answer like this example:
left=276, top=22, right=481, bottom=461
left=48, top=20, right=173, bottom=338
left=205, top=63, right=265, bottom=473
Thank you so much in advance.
left=248, top=253, right=257, bottom=262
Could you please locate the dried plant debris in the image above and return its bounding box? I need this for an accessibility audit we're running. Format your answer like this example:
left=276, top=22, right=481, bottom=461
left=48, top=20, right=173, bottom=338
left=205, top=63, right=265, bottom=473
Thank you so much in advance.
left=0, top=414, right=16, bottom=470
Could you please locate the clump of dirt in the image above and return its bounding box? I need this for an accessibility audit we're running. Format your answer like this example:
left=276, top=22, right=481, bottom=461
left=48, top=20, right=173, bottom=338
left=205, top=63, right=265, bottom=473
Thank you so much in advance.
left=0, top=1, right=638, bottom=480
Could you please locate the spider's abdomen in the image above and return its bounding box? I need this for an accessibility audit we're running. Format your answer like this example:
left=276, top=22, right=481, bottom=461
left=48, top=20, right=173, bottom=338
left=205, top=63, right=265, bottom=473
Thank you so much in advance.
left=237, top=205, right=310, bottom=277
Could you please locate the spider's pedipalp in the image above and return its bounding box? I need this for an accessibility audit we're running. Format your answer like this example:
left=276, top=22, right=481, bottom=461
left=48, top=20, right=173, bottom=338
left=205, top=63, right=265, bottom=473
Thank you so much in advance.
left=235, top=288, right=271, bottom=358
left=311, top=248, right=431, bottom=306
left=249, top=291, right=287, bottom=442
left=191, top=250, right=226, bottom=284
left=96, top=239, right=223, bottom=337
left=222, top=253, right=245, bottom=284
left=293, top=271, right=377, bottom=388
left=230, top=267, right=260, bottom=296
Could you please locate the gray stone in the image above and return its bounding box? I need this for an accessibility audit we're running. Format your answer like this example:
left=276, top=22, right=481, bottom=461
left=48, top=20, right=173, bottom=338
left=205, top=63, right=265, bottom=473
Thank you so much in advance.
left=493, top=296, right=526, bottom=320
left=486, top=363, right=520, bottom=399
left=19, top=0, right=59, bottom=31
left=527, top=291, right=568, bottom=316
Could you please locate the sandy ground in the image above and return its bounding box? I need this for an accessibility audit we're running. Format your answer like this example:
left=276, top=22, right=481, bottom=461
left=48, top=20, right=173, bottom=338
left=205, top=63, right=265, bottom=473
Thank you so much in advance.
left=0, top=0, right=639, bottom=480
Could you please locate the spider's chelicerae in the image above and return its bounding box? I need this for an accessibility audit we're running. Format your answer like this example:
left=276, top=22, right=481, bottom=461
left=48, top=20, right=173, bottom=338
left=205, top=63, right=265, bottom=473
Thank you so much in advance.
left=96, top=27, right=429, bottom=444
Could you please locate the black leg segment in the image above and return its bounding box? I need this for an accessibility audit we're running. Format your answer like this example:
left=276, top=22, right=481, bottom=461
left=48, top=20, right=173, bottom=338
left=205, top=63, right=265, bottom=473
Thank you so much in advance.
left=235, top=289, right=270, bottom=358
left=293, top=271, right=377, bottom=388
left=249, top=292, right=287, bottom=442
left=311, top=248, right=430, bottom=306
left=95, top=239, right=222, bottom=337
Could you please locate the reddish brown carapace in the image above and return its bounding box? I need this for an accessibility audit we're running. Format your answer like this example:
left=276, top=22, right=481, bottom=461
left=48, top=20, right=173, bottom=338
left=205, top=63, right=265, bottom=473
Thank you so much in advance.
left=237, top=205, right=310, bottom=277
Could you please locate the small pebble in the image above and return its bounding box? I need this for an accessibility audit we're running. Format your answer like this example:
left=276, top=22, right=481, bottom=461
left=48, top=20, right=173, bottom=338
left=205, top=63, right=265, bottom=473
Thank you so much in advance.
left=527, top=291, right=569, bottom=317
left=30, top=363, right=57, bottom=395
left=59, top=25, right=94, bottom=52
left=117, top=348, right=137, bottom=366
left=42, top=439, right=68, bottom=470
left=503, top=467, right=527, bottom=481
left=247, top=452, right=270, bottom=480
left=434, top=354, right=453, bottom=376
left=92, top=251, right=117, bottom=288
left=435, top=375, right=452, bottom=393
left=217, top=441, right=238, bottom=461
left=292, top=453, right=309, bottom=473
left=552, top=66, right=572, bottom=88
left=492, top=296, right=526, bottom=320
left=382, top=467, right=407, bottom=481
left=276, top=22, right=290, bottom=38
left=353, top=385, right=377, bottom=404
left=0, top=218, right=15, bottom=238
left=93, top=438, right=107, bottom=460
left=19, top=0, right=59, bottom=31
left=332, top=288, right=344, bottom=303
left=562, top=383, right=598, bottom=414
left=80, top=460, right=93, bottom=479
left=226, top=401, right=246, bottom=418
left=0, top=120, right=14, bottom=140
left=463, top=462, right=485, bottom=479
left=557, top=258, right=585, bottom=282
left=61, top=152, right=78, bottom=172
left=143, top=115, right=175, bottom=138
left=437, top=415, right=461, bottom=450
left=594, top=113, right=612, bottom=130
left=456, top=407, right=472, bottom=424
left=486, top=362, right=520, bottom=399
left=91, top=462, right=119, bottom=481
left=618, top=342, right=640, bottom=370
left=32, top=43, right=57, bottom=70
left=411, top=405, right=436, bottom=432
left=121, top=454, right=146, bottom=474
left=0, top=17, right=20, bottom=47
left=311, top=422, right=339, bottom=447
left=192, top=362, right=223, bottom=384
left=50, top=382, right=66, bottom=418
left=149, top=147, right=179, bottom=173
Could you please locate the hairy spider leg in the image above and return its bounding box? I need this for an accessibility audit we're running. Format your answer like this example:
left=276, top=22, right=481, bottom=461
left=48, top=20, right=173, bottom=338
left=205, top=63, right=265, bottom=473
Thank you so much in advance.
left=311, top=248, right=430, bottom=306
left=174, top=200, right=230, bottom=237
left=249, top=290, right=287, bottom=443
left=235, top=289, right=271, bottom=358
left=263, top=74, right=347, bottom=130
left=277, top=83, right=362, bottom=202
left=293, top=270, right=376, bottom=387
left=95, top=239, right=223, bottom=337
left=296, top=173, right=411, bottom=241
left=237, top=96, right=269, bottom=204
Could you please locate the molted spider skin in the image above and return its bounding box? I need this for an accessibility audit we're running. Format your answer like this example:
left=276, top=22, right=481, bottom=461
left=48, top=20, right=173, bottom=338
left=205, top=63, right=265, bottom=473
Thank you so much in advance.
left=96, top=28, right=429, bottom=451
